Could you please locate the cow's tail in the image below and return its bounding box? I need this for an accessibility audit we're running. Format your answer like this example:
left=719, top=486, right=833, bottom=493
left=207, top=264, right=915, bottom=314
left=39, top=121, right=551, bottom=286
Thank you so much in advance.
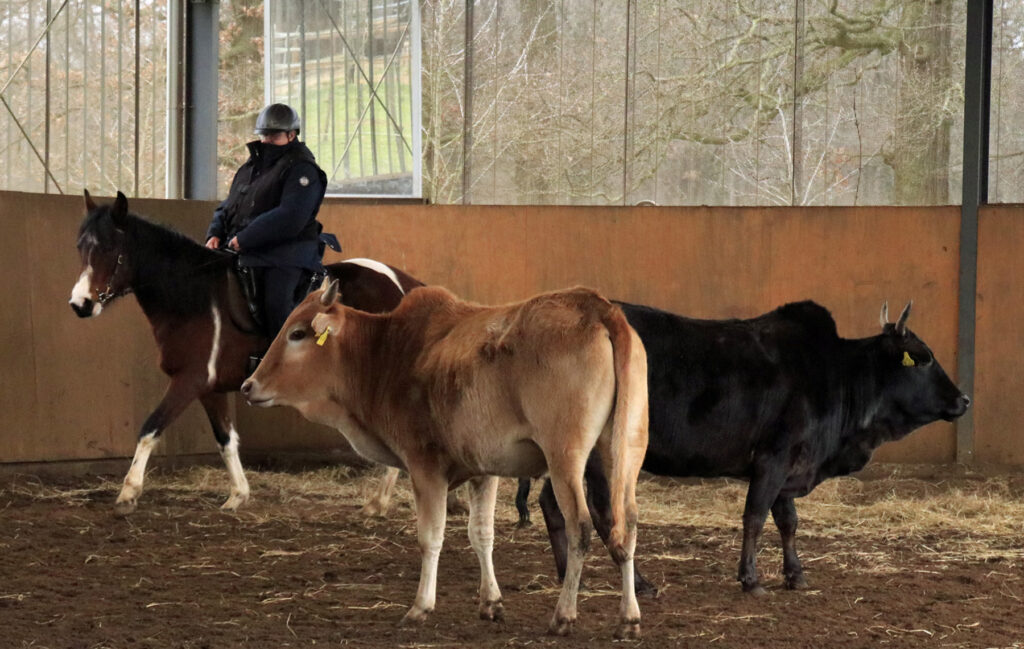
left=601, top=303, right=649, bottom=565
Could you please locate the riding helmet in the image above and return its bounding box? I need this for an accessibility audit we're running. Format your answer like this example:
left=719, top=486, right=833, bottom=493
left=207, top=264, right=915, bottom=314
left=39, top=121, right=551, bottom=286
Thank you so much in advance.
left=254, top=103, right=301, bottom=135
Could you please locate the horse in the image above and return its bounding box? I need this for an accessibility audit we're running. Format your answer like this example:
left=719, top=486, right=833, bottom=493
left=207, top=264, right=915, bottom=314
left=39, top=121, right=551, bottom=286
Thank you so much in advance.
left=69, top=190, right=423, bottom=515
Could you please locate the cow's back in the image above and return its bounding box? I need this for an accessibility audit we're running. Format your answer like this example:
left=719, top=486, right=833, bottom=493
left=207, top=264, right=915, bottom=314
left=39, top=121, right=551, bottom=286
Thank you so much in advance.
left=618, top=300, right=842, bottom=479
left=377, top=287, right=622, bottom=475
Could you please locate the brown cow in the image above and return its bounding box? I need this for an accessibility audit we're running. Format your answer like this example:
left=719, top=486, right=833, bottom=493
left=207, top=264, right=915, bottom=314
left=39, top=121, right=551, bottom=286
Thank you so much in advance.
left=241, top=281, right=649, bottom=638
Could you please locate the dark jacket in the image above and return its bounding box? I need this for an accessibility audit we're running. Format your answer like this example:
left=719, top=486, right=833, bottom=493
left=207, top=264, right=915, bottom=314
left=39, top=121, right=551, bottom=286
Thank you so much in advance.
left=208, top=139, right=328, bottom=270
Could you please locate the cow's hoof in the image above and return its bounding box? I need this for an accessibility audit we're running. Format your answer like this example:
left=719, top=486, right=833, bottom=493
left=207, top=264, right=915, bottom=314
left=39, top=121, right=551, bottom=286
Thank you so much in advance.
left=785, top=574, right=809, bottom=590
left=635, top=577, right=659, bottom=598
left=516, top=518, right=532, bottom=529
left=220, top=493, right=249, bottom=512
left=547, top=615, right=575, bottom=636
left=400, top=606, right=432, bottom=626
left=743, top=584, right=768, bottom=597
left=479, top=599, right=504, bottom=621
left=113, top=498, right=137, bottom=517
left=614, top=620, right=642, bottom=641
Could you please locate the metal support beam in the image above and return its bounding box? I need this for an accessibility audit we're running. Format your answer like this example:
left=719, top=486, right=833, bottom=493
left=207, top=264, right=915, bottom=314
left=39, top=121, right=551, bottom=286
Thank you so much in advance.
left=957, top=0, right=993, bottom=465
left=184, top=0, right=219, bottom=200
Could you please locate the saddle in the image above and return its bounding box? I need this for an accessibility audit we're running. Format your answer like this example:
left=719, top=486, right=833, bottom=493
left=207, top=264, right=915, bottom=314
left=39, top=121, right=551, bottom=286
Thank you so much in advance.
left=224, top=231, right=341, bottom=339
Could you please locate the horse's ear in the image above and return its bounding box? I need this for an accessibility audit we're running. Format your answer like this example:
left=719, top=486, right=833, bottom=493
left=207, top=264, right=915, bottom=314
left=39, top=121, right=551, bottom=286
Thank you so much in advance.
left=320, top=278, right=340, bottom=307
left=83, top=189, right=97, bottom=212
left=111, top=191, right=129, bottom=229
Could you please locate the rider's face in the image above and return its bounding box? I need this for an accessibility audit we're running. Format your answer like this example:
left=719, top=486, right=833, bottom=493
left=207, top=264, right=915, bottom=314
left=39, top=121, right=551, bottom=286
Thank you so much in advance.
left=259, top=131, right=294, bottom=146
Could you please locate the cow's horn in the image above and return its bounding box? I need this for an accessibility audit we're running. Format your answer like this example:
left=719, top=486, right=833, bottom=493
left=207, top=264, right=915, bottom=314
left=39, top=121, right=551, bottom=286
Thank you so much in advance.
left=895, top=301, right=912, bottom=335
left=320, top=278, right=340, bottom=306
left=879, top=301, right=889, bottom=329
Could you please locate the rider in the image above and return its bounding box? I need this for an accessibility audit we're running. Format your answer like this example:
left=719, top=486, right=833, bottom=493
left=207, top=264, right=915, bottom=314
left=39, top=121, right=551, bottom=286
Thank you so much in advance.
left=205, top=103, right=329, bottom=339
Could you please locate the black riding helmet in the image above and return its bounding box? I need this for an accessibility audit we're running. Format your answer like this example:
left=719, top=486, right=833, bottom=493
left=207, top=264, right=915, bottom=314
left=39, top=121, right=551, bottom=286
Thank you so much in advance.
left=254, top=103, right=301, bottom=135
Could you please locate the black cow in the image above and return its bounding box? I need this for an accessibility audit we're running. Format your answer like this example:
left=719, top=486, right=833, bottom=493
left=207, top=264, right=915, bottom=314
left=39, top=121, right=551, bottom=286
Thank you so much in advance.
left=535, top=300, right=970, bottom=595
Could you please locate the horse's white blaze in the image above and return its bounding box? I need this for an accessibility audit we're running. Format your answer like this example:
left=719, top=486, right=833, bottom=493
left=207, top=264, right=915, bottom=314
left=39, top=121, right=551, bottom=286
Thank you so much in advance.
left=345, top=257, right=405, bottom=294
left=207, top=298, right=222, bottom=386
left=70, top=266, right=102, bottom=315
left=219, top=427, right=250, bottom=509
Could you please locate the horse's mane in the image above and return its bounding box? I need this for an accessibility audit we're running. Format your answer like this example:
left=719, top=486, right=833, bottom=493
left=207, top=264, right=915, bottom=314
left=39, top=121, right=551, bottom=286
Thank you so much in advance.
left=82, top=203, right=232, bottom=317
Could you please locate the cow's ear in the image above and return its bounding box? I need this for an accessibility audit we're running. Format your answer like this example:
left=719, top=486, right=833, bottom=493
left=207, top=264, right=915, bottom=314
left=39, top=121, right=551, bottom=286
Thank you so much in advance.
left=894, top=301, right=912, bottom=336
left=111, top=191, right=129, bottom=229
left=879, top=301, right=889, bottom=330
left=320, top=278, right=340, bottom=307
left=83, top=189, right=97, bottom=212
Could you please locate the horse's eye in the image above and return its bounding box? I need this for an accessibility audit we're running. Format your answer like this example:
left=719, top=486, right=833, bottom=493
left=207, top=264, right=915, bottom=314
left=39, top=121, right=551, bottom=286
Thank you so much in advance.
left=288, top=329, right=306, bottom=342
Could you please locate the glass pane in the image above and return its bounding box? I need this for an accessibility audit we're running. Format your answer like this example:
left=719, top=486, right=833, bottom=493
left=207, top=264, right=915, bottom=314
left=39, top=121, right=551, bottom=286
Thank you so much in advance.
left=266, top=0, right=420, bottom=197
left=0, top=1, right=168, bottom=197
left=991, top=0, right=1024, bottom=204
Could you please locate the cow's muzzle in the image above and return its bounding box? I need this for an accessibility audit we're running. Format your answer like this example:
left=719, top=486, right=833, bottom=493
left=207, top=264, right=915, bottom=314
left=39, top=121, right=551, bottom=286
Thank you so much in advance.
left=943, top=393, right=971, bottom=420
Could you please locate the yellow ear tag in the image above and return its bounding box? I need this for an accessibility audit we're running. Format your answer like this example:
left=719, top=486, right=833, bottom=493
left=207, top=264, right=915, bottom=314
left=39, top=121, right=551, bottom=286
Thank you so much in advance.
left=902, top=351, right=915, bottom=367
left=316, top=326, right=331, bottom=346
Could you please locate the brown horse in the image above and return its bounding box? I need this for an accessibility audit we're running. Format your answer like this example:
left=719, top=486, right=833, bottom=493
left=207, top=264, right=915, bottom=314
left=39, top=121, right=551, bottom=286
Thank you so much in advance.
left=69, top=190, right=423, bottom=514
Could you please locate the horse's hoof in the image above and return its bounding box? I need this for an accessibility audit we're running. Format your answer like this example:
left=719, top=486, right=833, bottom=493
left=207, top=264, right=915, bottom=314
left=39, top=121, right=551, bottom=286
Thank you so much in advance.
left=547, top=615, right=575, bottom=636
left=220, top=494, right=249, bottom=512
left=743, top=584, right=768, bottom=597
left=785, top=574, right=809, bottom=590
left=479, top=599, right=504, bottom=621
left=400, top=607, right=432, bottom=626
left=614, top=620, right=642, bottom=641
left=360, top=503, right=387, bottom=519
left=446, top=500, right=469, bottom=516
left=113, top=498, right=137, bottom=517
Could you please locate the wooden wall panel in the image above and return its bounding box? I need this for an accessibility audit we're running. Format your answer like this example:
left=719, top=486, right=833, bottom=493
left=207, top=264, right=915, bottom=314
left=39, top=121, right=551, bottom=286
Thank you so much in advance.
left=0, top=193, right=967, bottom=467
left=975, top=205, right=1024, bottom=466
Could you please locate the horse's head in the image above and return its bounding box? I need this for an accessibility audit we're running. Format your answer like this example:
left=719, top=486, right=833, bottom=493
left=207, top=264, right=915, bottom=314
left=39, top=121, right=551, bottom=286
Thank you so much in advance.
left=70, top=190, right=134, bottom=317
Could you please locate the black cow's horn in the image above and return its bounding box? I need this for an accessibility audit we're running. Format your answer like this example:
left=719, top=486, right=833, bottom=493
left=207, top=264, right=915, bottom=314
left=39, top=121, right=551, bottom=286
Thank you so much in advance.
left=895, top=301, right=912, bottom=335
left=879, top=301, right=889, bottom=329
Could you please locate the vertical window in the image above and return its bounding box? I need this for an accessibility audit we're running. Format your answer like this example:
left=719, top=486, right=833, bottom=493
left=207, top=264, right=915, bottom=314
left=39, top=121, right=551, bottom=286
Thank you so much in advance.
left=265, top=0, right=421, bottom=197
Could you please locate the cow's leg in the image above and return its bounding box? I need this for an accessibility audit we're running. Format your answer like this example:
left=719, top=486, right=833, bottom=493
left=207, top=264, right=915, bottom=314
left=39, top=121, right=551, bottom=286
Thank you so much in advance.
left=515, top=478, right=532, bottom=527
left=199, top=392, right=251, bottom=511
left=362, top=466, right=400, bottom=518
left=593, top=429, right=645, bottom=640
left=582, top=455, right=658, bottom=597
left=466, top=476, right=503, bottom=621
left=115, top=380, right=200, bottom=515
left=538, top=478, right=570, bottom=583
left=401, top=468, right=449, bottom=625
left=771, top=496, right=807, bottom=589
left=737, top=463, right=787, bottom=595
left=545, top=467, right=591, bottom=636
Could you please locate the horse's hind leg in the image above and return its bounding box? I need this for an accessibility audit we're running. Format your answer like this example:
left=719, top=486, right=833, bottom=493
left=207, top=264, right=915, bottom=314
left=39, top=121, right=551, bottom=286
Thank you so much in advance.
left=361, top=466, right=400, bottom=518
left=115, top=380, right=200, bottom=516
left=200, top=392, right=251, bottom=511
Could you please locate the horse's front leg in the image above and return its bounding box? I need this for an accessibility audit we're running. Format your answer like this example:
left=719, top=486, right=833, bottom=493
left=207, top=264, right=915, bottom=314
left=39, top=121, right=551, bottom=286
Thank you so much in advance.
left=200, top=392, right=251, bottom=511
left=115, top=379, right=201, bottom=516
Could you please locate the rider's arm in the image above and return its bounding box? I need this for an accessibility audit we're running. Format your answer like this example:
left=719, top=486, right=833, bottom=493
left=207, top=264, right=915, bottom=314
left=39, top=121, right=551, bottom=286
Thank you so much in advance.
left=207, top=199, right=229, bottom=242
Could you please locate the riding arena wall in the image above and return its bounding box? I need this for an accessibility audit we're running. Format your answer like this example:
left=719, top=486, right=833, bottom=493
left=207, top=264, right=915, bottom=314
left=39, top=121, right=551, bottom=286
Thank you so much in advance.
left=0, top=189, right=1020, bottom=470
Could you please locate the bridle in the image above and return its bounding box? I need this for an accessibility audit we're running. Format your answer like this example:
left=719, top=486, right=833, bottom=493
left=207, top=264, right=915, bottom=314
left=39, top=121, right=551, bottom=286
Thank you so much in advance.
left=96, top=251, right=133, bottom=305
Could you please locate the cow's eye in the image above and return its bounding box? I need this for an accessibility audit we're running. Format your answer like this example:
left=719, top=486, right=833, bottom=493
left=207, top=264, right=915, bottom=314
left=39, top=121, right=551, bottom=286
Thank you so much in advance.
left=288, top=329, right=307, bottom=342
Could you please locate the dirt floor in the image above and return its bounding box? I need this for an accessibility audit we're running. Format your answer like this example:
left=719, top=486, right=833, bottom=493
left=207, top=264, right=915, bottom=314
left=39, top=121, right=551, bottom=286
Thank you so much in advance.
left=1, top=464, right=1023, bottom=649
